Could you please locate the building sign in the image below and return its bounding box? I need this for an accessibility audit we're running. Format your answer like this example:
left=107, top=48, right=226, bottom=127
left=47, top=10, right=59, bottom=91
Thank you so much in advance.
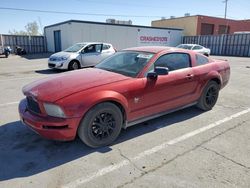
left=137, top=29, right=171, bottom=46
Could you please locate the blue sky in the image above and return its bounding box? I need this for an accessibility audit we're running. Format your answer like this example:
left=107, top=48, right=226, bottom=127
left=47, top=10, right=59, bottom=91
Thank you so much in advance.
left=0, top=0, right=250, bottom=34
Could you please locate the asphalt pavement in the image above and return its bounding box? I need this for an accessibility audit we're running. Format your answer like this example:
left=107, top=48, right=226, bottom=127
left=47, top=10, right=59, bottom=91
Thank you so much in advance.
left=0, top=54, right=249, bottom=188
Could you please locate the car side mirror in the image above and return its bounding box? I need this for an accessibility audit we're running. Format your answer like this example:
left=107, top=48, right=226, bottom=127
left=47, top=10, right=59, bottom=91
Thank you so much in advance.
left=147, top=72, right=158, bottom=79
left=155, top=66, right=169, bottom=75
left=147, top=67, right=169, bottom=79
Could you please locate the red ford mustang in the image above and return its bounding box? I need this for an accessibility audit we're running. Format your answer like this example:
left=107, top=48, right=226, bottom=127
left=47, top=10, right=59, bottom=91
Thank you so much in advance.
left=19, top=46, right=230, bottom=148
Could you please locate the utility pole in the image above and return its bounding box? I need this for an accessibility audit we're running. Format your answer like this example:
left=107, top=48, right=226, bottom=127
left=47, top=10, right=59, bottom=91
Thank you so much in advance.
left=223, top=0, right=229, bottom=34
left=223, top=0, right=228, bottom=19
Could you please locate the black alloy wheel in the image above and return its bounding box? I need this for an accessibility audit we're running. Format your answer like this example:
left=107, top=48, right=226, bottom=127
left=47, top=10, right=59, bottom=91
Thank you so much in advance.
left=205, top=86, right=218, bottom=106
left=91, top=112, right=116, bottom=140
left=78, top=102, right=123, bottom=148
left=197, top=81, right=219, bottom=111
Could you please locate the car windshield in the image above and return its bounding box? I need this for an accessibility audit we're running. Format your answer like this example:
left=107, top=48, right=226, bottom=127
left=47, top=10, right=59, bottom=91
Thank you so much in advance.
left=64, top=43, right=87, bottom=52
left=176, top=44, right=193, bottom=50
left=95, top=51, right=154, bottom=78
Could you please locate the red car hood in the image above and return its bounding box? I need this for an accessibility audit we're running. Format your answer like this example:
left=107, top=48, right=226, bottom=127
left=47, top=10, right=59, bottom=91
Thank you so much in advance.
left=23, top=68, right=129, bottom=102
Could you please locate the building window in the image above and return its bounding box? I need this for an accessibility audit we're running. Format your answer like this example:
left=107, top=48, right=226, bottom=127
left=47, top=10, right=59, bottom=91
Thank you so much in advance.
left=218, top=25, right=230, bottom=34
left=201, top=23, right=214, bottom=35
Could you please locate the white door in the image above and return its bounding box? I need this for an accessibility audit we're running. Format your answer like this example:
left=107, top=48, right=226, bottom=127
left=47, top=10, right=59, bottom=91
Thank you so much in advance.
left=80, top=44, right=103, bottom=67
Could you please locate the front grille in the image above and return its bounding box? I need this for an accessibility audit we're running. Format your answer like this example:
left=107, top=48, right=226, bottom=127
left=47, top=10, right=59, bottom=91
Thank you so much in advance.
left=48, top=63, right=56, bottom=68
left=27, top=96, right=41, bottom=114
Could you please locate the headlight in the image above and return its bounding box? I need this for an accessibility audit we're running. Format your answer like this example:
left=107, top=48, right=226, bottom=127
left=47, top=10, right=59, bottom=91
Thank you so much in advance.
left=43, top=103, right=66, bottom=118
left=58, top=56, right=68, bottom=61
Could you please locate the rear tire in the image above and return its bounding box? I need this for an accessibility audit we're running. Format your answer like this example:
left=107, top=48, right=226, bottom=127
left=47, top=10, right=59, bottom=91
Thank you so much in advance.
left=78, top=102, right=123, bottom=148
left=68, top=60, right=80, bottom=70
left=197, top=81, right=219, bottom=111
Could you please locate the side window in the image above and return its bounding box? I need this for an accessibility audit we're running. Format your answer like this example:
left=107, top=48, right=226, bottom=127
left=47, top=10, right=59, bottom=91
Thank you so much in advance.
left=84, top=44, right=102, bottom=53
left=102, top=44, right=110, bottom=50
left=154, top=53, right=191, bottom=71
left=84, top=45, right=95, bottom=53
left=95, top=44, right=102, bottom=53
left=193, top=45, right=203, bottom=50
left=196, top=54, right=209, bottom=66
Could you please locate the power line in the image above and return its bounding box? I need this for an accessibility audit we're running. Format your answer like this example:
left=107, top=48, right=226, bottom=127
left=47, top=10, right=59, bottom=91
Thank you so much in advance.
left=0, top=7, right=163, bottom=18
left=74, top=0, right=167, bottom=9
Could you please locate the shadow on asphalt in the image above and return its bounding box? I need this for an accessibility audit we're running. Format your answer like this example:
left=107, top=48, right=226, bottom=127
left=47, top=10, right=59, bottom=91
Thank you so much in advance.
left=17, top=53, right=53, bottom=60
left=0, top=106, right=203, bottom=181
left=35, top=69, right=66, bottom=74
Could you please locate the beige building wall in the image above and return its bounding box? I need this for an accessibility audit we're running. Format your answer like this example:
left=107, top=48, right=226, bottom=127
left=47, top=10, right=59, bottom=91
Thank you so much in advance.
left=152, top=16, right=198, bottom=36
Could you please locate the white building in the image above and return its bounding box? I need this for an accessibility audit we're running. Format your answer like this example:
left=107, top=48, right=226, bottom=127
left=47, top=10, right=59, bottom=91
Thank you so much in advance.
left=44, top=20, right=183, bottom=52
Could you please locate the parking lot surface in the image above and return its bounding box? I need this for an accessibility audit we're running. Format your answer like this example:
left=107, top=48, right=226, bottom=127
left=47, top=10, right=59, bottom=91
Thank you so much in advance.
left=0, top=54, right=250, bottom=188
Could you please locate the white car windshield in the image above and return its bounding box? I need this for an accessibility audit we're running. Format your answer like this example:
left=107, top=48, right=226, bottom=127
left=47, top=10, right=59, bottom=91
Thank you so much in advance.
left=176, top=44, right=193, bottom=50
left=96, top=51, right=154, bottom=78
left=64, top=43, right=87, bottom=52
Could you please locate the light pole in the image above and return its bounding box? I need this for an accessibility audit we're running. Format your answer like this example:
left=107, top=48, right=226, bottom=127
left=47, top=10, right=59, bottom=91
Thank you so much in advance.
left=223, top=0, right=229, bottom=19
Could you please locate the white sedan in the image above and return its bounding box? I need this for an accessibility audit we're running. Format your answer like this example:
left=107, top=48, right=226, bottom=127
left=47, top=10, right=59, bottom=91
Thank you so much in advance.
left=176, top=44, right=211, bottom=56
left=48, top=42, right=116, bottom=70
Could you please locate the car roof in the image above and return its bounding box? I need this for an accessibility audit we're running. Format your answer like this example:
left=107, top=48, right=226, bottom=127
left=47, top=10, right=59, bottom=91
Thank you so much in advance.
left=76, top=42, right=112, bottom=45
left=123, top=46, right=182, bottom=53
left=179, top=44, right=203, bottom=47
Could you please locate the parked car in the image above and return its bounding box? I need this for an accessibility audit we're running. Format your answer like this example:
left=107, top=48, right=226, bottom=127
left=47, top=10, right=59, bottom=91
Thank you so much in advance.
left=0, top=46, right=12, bottom=58
left=176, top=44, right=211, bottom=56
left=48, top=42, right=116, bottom=70
left=19, top=46, right=230, bottom=148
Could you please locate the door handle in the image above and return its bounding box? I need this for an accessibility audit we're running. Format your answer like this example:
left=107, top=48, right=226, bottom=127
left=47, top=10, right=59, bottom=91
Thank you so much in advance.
left=186, top=74, right=194, bottom=80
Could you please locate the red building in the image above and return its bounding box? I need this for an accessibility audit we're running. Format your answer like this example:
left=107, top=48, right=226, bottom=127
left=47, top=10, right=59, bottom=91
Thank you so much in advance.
left=197, top=15, right=250, bottom=35
left=152, top=15, right=250, bottom=36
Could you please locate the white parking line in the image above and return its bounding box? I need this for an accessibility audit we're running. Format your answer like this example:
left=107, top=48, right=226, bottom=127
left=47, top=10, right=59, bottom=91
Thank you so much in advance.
left=63, top=108, right=250, bottom=188
left=0, top=101, right=19, bottom=107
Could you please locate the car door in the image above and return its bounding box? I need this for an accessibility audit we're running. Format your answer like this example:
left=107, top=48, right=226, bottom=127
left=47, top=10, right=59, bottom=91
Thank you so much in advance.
left=80, top=44, right=103, bottom=67
left=100, top=44, right=115, bottom=60
left=132, top=52, right=199, bottom=119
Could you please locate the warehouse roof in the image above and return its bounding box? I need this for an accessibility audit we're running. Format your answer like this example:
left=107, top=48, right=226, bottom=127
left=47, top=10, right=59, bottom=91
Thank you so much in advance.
left=44, top=19, right=183, bottom=31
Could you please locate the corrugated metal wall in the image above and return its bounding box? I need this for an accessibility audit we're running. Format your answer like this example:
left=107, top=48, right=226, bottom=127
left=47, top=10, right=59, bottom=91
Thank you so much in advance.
left=182, top=34, right=250, bottom=57
left=0, top=34, right=46, bottom=54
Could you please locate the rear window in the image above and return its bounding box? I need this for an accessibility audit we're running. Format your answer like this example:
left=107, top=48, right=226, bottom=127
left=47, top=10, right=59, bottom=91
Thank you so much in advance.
left=103, top=44, right=111, bottom=50
left=196, top=54, right=209, bottom=66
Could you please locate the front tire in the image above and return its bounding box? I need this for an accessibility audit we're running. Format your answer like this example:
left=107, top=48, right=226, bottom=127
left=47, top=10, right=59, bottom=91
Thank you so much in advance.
left=197, top=81, right=219, bottom=111
left=78, top=102, right=123, bottom=148
left=68, top=60, right=80, bottom=70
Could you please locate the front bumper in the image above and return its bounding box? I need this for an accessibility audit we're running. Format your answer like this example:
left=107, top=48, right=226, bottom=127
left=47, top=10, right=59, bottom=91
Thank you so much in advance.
left=48, top=59, right=69, bottom=69
left=18, top=99, right=81, bottom=141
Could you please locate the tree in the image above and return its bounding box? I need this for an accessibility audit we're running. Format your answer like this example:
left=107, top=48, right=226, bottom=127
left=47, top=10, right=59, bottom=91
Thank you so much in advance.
left=9, top=21, right=41, bottom=36
left=25, top=21, right=40, bottom=35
